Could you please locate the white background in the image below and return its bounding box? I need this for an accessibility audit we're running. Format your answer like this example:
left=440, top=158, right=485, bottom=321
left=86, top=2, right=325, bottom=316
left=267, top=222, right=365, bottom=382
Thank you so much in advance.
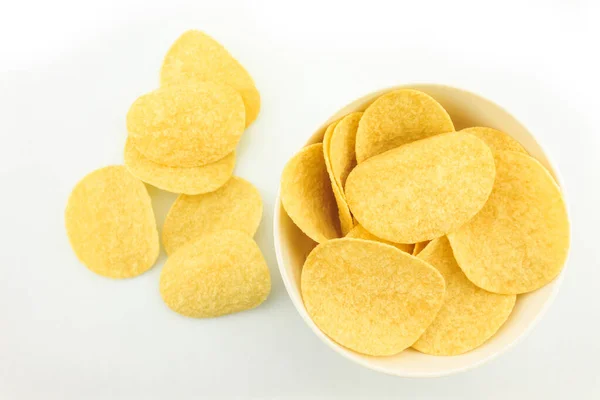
left=1, top=0, right=599, bottom=398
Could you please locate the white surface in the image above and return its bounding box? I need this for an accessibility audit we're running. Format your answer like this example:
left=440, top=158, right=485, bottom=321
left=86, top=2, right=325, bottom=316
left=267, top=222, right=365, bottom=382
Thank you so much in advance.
left=0, top=0, right=598, bottom=398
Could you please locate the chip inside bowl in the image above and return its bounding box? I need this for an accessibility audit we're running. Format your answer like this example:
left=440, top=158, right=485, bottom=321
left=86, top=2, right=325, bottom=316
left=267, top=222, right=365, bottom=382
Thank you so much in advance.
left=345, top=224, right=413, bottom=254
left=459, top=127, right=527, bottom=154
left=329, top=112, right=361, bottom=190
left=346, top=132, right=496, bottom=243
left=448, top=151, right=570, bottom=294
left=355, top=89, right=454, bottom=163
left=301, top=238, right=446, bottom=356
left=281, top=143, right=341, bottom=243
left=323, top=122, right=354, bottom=235
left=413, top=236, right=516, bottom=356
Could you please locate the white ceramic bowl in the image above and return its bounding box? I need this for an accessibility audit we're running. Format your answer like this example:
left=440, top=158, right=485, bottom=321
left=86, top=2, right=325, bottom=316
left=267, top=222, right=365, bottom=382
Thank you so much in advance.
left=273, top=84, right=570, bottom=377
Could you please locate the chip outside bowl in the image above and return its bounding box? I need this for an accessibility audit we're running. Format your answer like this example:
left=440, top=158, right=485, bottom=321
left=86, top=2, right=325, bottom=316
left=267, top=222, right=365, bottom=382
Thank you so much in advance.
left=273, top=83, right=571, bottom=377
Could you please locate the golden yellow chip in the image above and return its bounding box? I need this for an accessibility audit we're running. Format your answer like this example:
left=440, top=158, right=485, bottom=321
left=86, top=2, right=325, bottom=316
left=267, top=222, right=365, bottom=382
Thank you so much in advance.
left=160, top=30, right=260, bottom=127
left=281, top=143, right=340, bottom=243
left=413, top=241, right=430, bottom=256
left=355, top=89, right=454, bottom=163
left=413, top=237, right=516, bottom=355
left=124, top=138, right=235, bottom=195
left=127, top=82, right=245, bottom=167
left=65, top=166, right=159, bottom=278
left=345, top=224, right=413, bottom=254
left=323, top=122, right=354, bottom=235
left=160, top=230, right=271, bottom=318
left=460, top=127, right=527, bottom=153
left=329, top=112, right=361, bottom=190
left=162, top=176, right=262, bottom=254
left=346, top=132, right=496, bottom=243
left=302, top=238, right=445, bottom=356
left=448, top=151, right=570, bottom=294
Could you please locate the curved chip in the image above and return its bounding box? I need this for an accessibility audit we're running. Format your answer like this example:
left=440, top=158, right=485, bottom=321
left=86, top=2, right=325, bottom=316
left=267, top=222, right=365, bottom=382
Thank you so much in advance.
left=281, top=143, right=340, bottom=243
left=160, top=30, right=260, bottom=127
left=346, top=132, right=496, bottom=243
left=413, top=241, right=430, bottom=256
left=329, top=112, right=361, bottom=190
left=127, top=82, right=245, bottom=167
left=413, top=237, right=516, bottom=355
left=301, top=238, right=445, bottom=356
left=323, top=122, right=354, bottom=235
left=163, top=176, right=262, bottom=254
left=124, top=137, right=235, bottom=195
left=65, top=166, right=159, bottom=278
left=346, top=224, right=413, bottom=254
left=460, top=127, right=527, bottom=153
left=448, top=151, right=570, bottom=294
left=160, top=230, right=271, bottom=318
left=355, top=89, right=454, bottom=163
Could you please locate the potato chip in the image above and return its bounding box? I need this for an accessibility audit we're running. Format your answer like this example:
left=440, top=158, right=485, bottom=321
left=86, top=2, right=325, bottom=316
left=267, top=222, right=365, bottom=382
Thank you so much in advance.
left=355, top=89, right=454, bottom=163
left=65, top=166, right=159, bottom=278
left=448, top=151, right=570, bottom=294
left=301, top=238, right=445, bottom=356
left=160, top=30, right=260, bottom=127
left=160, top=230, right=270, bottom=318
left=413, top=237, right=516, bottom=355
left=124, top=137, right=235, bottom=195
left=460, top=127, right=527, bottom=153
left=329, top=112, right=361, bottom=190
left=127, top=82, right=245, bottom=167
left=346, top=132, right=495, bottom=243
left=281, top=143, right=340, bottom=243
left=323, top=122, right=354, bottom=235
left=346, top=224, right=413, bottom=254
left=162, top=176, right=262, bottom=254
left=413, top=241, right=430, bottom=256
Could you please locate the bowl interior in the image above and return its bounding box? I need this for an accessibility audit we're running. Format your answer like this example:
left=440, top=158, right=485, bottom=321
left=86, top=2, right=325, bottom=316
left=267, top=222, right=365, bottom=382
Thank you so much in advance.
left=274, top=84, right=566, bottom=377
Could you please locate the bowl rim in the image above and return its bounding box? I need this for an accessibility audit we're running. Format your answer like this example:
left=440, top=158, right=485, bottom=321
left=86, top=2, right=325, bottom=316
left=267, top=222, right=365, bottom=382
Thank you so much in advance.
left=273, top=82, right=571, bottom=378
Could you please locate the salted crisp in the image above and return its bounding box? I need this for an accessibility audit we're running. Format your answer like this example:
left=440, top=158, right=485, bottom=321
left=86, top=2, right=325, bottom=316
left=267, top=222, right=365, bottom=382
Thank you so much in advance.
left=127, top=82, right=245, bottom=167
left=413, top=237, right=516, bottom=355
left=323, top=122, right=354, bottom=235
left=124, top=137, right=235, bottom=195
left=65, top=166, right=159, bottom=278
left=281, top=143, right=341, bottom=243
left=346, top=132, right=496, bottom=243
left=163, top=176, right=262, bottom=254
left=161, top=30, right=260, bottom=127
left=448, top=151, right=570, bottom=294
left=160, top=230, right=270, bottom=318
left=329, top=112, right=361, bottom=190
left=459, top=127, right=527, bottom=154
left=301, top=238, right=445, bottom=356
left=355, top=89, right=454, bottom=163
